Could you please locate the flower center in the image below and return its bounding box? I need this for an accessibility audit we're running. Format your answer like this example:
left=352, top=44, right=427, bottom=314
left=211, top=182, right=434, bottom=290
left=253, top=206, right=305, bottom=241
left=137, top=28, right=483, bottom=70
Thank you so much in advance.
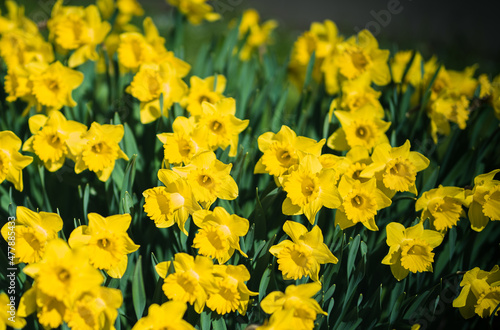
left=350, top=50, right=369, bottom=71
left=383, top=158, right=417, bottom=192
left=97, top=238, right=110, bottom=249
left=57, top=268, right=71, bottom=282
left=32, top=127, right=68, bottom=163
left=211, top=120, right=223, bottom=133
left=400, top=239, right=434, bottom=273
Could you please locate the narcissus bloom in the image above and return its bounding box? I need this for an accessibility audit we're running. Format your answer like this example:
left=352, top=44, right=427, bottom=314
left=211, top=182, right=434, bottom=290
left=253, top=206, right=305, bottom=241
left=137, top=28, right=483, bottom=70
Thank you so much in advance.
left=155, top=253, right=218, bottom=313
left=390, top=50, right=424, bottom=87
left=382, top=222, right=444, bottom=281
left=172, top=151, right=238, bottom=208
left=281, top=155, right=341, bottom=224
left=22, top=111, right=87, bottom=172
left=321, top=146, right=371, bottom=183
left=192, top=207, right=249, bottom=264
left=361, top=140, right=430, bottom=197
left=0, top=292, right=26, bottom=329
left=269, top=221, right=338, bottom=282
left=68, top=213, right=139, bottom=278
left=465, top=169, right=500, bottom=232
left=255, top=125, right=325, bottom=179
left=207, top=264, right=258, bottom=315
left=132, top=301, right=195, bottom=330
left=327, top=108, right=391, bottom=151
left=18, top=284, right=67, bottom=329
left=236, top=9, right=277, bottom=61
left=194, top=98, right=249, bottom=157
left=261, top=282, right=327, bottom=330
left=0, top=131, right=33, bottom=191
left=453, top=265, right=500, bottom=319
left=1, top=206, right=63, bottom=264
left=143, top=169, right=201, bottom=235
left=416, top=186, right=466, bottom=231
left=74, top=122, right=129, bottom=182
left=182, top=74, right=226, bottom=116
left=257, top=309, right=297, bottom=330
left=167, top=0, right=221, bottom=25
left=335, top=176, right=391, bottom=231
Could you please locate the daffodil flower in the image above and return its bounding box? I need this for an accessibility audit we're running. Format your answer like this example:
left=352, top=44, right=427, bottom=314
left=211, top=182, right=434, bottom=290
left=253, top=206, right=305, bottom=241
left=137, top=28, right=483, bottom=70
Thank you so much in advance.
left=465, top=169, right=500, bottom=232
left=0, top=131, right=33, bottom=191
left=132, top=301, right=195, bottom=330
left=181, top=75, right=226, bottom=116
left=416, top=185, right=466, bottom=231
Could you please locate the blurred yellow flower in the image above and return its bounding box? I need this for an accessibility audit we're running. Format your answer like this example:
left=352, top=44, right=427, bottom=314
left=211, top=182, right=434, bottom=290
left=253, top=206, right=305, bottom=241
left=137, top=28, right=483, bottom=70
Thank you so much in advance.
left=236, top=9, right=277, bottom=61
left=0, top=130, right=33, bottom=191
left=167, top=0, right=220, bottom=25
left=182, top=74, right=226, bottom=116
left=382, top=222, right=444, bottom=281
left=465, top=169, right=500, bottom=232
left=192, top=207, right=249, bottom=264
left=453, top=265, right=500, bottom=319
left=132, top=301, right=195, bottom=330
left=1, top=206, right=63, bottom=264
left=0, top=292, right=26, bottom=329
left=74, top=122, right=129, bottom=182
left=68, top=213, right=139, bottom=278
left=269, top=221, right=338, bottom=282
left=390, top=50, right=424, bottom=87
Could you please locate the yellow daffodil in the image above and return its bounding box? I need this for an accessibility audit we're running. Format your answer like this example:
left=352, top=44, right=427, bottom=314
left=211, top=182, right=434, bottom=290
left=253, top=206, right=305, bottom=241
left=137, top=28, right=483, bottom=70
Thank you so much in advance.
left=18, top=284, right=67, bottom=329
left=1, top=206, right=63, bottom=264
left=167, top=0, right=220, bottom=25
left=416, top=185, right=466, bottom=232
left=323, top=146, right=372, bottom=183
left=22, top=111, right=87, bottom=172
left=0, top=292, right=26, bottom=329
left=236, top=9, right=277, bottom=61
left=74, top=122, right=129, bottom=182
left=335, top=29, right=390, bottom=86
left=48, top=2, right=111, bottom=67
left=192, top=207, right=249, bottom=264
left=269, top=221, right=338, bottom=282
left=207, top=264, right=258, bottom=315
left=254, top=125, right=325, bottom=179
left=257, top=309, right=297, bottom=330
left=68, top=213, right=139, bottom=278
left=327, top=108, right=391, bottom=152
left=0, top=131, right=33, bottom=191
left=281, top=155, right=341, bottom=224
left=117, top=32, right=155, bottom=70
left=193, top=98, right=249, bottom=157
left=261, top=282, right=327, bottom=330
left=157, top=116, right=207, bottom=165
left=171, top=151, right=238, bottom=208
left=335, top=176, right=392, bottom=231
left=181, top=75, right=226, bottom=116
left=361, top=140, right=430, bottom=197
left=29, top=61, right=84, bottom=111
left=22, top=239, right=104, bottom=304
left=390, top=50, right=424, bottom=87
left=155, top=253, right=218, bottom=313
left=491, top=74, right=500, bottom=120
left=143, top=169, right=201, bottom=235
left=453, top=265, right=500, bottom=319
left=464, top=169, right=500, bottom=232
left=66, top=287, right=123, bottom=329
left=132, top=301, right=195, bottom=330
left=382, top=222, right=444, bottom=281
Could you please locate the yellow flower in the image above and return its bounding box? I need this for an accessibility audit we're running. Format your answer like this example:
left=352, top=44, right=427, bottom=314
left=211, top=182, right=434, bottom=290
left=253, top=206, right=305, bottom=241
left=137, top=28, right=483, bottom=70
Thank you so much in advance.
left=335, top=176, right=392, bottom=231
left=332, top=74, right=385, bottom=117
left=18, top=285, right=67, bottom=329
left=464, top=169, right=500, bottom=232
left=261, top=282, right=327, bottom=329
left=29, top=61, right=84, bottom=111
left=156, top=253, right=218, bottom=313
left=416, top=185, right=466, bottom=232
left=192, top=207, right=249, bottom=264
left=49, top=2, right=111, bottom=67
left=66, top=287, right=123, bottom=329
left=382, top=222, right=444, bottom=281
left=143, top=169, right=201, bottom=235
left=22, top=239, right=104, bottom=304
left=181, top=75, right=226, bottom=116
left=428, top=94, right=470, bottom=142
left=194, top=98, right=249, bottom=157
left=22, top=111, right=87, bottom=172
left=0, top=131, right=33, bottom=191
left=453, top=265, right=500, bottom=319
left=335, top=29, right=390, bottom=86
left=327, top=108, right=391, bottom=152
left=157, top=116, right=207, bottom=166
left=491, top=74, right=500, bottom=120
left=324, top=146, right=372, bottom=183
left=207, top=264, right=258, bottom=315
left=361, top=140, right=430, bottom=197
left=282, top=155, right=341, bottom=224
left=390, top=50, right=424, bottom=87
left=117, top=32, right=155, bottom=70
left=1, top=206, right=63, bottom=264
left=68, top=213, right=139, bottom=278
left=254, top=125, right=325, bottom=178
left=269, top=221, right=338, bottom=282
left=236, top=9, right=277, bottom=61
left=132, top=301, right=195, bottom=330
left=172, top=151, right=239, bottom=208
left=74, top=122, right=129, bottom=182
left=167, top=0, right=221, bottom=25
left=0, top=292, right=26, bottom=329
left=257, top=309, right=298, bottom=330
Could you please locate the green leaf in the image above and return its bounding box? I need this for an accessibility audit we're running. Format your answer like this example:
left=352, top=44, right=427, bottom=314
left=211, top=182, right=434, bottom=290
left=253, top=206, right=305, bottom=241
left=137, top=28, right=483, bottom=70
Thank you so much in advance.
left=258, top=266, right=272, bottom=301
left=347, top=235, right=361, bottom=279
left=132, top=255, right=146, bottom=321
